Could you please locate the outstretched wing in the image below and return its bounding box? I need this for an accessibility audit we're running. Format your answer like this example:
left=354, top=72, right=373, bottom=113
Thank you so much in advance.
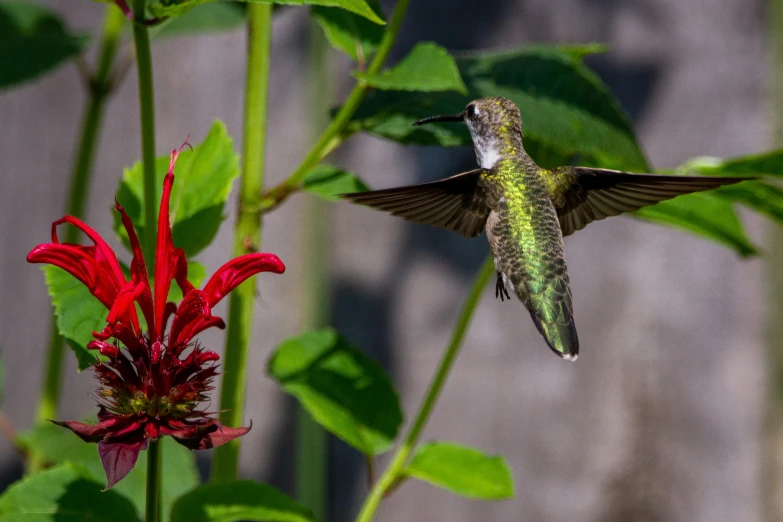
left=341, top=169, right=491, bottom=238
left=547, top=166, right=752, bottom=237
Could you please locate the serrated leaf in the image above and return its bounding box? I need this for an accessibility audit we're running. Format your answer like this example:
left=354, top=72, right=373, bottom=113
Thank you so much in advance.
left=42, top=266, right=103, bottom=371
left=302, top=164, right=369, bottom=200
left=311, top=1, right=383, bottom=62
left=355, top=42, right=467, bottom=94
left=151, top=0, right=384, bottom=24
left=19, top=424, right=199, bottom=522
left=171, top=481, right=315, bottom=522
left=155, top=2, right=246, bottom=37
left=0, top=3, right=89, bottom=89
left=114, top=121, right=239, bottom=258
left=0, top=463, right=138, bottom=521
left=350, top=45, right=647, bottom=171
left=404, top=442, right=515, bottom=500
left=635, top=192, right=758, bottom=257
left=268, top=328, right=402, bottom=455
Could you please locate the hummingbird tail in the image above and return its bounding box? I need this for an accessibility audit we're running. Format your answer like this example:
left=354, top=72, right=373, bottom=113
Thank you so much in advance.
left=529, top=312, right=579, bottom=361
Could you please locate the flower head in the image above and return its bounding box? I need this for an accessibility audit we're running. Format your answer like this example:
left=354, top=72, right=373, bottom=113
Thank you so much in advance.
left=27, top=143, right=285, bottom=488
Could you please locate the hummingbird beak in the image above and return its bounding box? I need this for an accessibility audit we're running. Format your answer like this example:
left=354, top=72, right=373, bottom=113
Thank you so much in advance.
left=412, top=112, right=465, bottom=126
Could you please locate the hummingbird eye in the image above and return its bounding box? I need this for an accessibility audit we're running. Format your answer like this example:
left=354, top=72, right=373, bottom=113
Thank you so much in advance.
left=466, top=104, right=477, bottom=118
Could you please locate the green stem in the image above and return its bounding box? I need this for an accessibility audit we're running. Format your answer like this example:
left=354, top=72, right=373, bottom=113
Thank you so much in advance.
left=273, top=0, right=411, bottom=197
left=132, top=0, right=157, bottom=269
left=354, top=256, right=494, bottom=522
left=294, top=19, right=333, bottom=519
left=31, top=5, right=125, bottom=471
left=210, top=2, right=273, bottom=482
left=762, top=0, right=783, bottom=519
left=146, top=439, right=161, bottom=522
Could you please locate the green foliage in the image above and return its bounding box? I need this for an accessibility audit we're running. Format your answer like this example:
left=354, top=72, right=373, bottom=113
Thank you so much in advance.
left=150, top=0, right=385, bottom=24
left=349, top=45, right=648, bottom=171
left=404, top=442, right=515, bottom=500
left=354, top=42, right=468, bottom=94
left=636, top=192, right=758, bottom=257
left=170, top=481, right=315, bottom=522
left=302, top=164, right=369, bottom=201
left=0, top=463, right=138, bottom=521
left=0, top=3, right=88, bottom=89
left=114, top=121, right=239, bottom=258
left=19, top=424, right=199, bottom=522
left=42, top=266, right=102, bottom=371
left=156, top=2, right=246, bottom=37
left=311, top=0, right=383, bottom=62
left=268, top=328, right=402, bottom=455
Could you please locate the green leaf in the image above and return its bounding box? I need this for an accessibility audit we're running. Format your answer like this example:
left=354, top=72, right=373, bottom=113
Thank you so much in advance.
left=0, top=3, right=88, bottom=89
left=19, top=424, right=199, bottom=522
left=635, top=192, right=758, bottom=257
left=171, top=481, right=315, bottom=522
left=114, top=121, right=239, bottom=258
left=404, top=442, right=515, bottom=500
left=156, top=2, right=246, bottom=37
left=268, top=328, right=402, bottom=455
left=42, top=266, right=103, bottom=371
left=302, top=164, right=369, bottom=200
left=151, top=0, right=385, bottom=24
left=0, top=463, right=138, bottom=521
left=311, top=0, right=383, bottom=62
left=716, top=181, right=783, bottom=227
left=355, top=42, right=468, bottom=94
left=349, top=45, right=647, bottom=171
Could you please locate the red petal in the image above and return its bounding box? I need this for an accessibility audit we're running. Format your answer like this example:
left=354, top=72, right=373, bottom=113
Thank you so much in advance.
left=168, top=290, right=210, bottom=349
left=98, top=438, right=148, bottom=489
left=202, top=253, right=285, bottom=307
left=115, top=202, right=155, bottom=334
left=202, top=422, right=251, bottom=449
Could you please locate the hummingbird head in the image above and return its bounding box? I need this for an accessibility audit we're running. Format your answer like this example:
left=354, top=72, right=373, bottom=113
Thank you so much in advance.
left=413, top=97, right=523, bottom=169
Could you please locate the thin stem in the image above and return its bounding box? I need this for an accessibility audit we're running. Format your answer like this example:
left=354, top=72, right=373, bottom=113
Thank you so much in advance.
left=31, top=5, right=125, bottom=472
left=146, top=439, right=161, bottom=522
left=354, top=256, right=494, bottom=522
left=294, top=18, right=333, bottom=520
left=132, top=0, right=157, bottom=269
left=210, top=2, right=273, bottom=482
left=261, top=0, right=411, bottom=210
left=762, top=0, right=783, bottom=519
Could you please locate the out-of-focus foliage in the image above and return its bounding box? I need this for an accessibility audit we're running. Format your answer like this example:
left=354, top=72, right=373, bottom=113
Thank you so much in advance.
left=0, top=3, right=88, bottom=88
left=268, top=328, right=403, bottom=455
left=20, top=425, right=199, bottom=522
left=170, top=481, right=315, bottom=522
left=302, top=164, right=369, bottom=201
left=311, top=0, right=384, bottom=62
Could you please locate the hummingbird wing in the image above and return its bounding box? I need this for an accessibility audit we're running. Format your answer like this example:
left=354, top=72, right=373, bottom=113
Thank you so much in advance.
left=341, top=169, right=490, bottom=238
left=547, top=167, right=752, bottom=237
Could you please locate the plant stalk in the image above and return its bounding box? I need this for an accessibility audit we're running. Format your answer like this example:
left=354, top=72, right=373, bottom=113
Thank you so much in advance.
left=132, top=0, right=158, bottom=268
left=270, top=0, right=411, bottom=201
left=31, top=5, right=125, bottom=472
left=146, top=439, right=161, bottom=522
left=354, top=256, right=494, bottom=522
left=294, top=19, right=333, bottom=520
left=210, top=2, right=273, bottom=482
left=762, top=0, right=783, bottom=518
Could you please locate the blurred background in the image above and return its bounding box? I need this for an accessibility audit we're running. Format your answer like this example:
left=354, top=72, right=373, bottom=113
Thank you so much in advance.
left=0, top=0, right=776, bottom=520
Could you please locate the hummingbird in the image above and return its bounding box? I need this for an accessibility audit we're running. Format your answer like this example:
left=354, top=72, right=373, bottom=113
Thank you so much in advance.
left=343, top=97, right=751, bottom=361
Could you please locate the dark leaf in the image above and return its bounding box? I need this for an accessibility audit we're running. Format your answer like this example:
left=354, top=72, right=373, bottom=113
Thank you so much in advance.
left=151, top=0, right=384, bottom=24
left=311, top=0, right=383, bottom=62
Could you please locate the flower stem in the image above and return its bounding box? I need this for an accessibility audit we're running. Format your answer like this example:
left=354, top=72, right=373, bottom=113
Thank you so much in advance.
left=262, top=0, right=411, bottom=208
left=353, top=256, right=494, bottom=522
left=30, top=4, right=125, bottom=472
left=131, top=0, right=157, bottom=270
left=146, top=439, right=162, bottom=522
left=210, top=2, right=273, bottom=482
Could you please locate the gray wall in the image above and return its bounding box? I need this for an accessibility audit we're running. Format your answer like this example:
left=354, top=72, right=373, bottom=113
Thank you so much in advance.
left=0, top=0, right=771, bottom=520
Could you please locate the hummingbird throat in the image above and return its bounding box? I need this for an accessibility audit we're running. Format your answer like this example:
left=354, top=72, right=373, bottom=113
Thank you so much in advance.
left=472, top=134, right=502, bottom=169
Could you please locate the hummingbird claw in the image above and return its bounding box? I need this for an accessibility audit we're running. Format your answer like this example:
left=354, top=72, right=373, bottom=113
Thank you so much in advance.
left=495, top=272, right=510, bottom=302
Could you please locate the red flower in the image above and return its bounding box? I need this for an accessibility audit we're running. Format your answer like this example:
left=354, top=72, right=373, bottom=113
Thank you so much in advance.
left=27, top=144, right=285, bottom=488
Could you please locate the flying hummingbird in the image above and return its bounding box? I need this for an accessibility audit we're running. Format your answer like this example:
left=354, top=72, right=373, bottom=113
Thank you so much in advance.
left=343, top=97, right=750, bottom=361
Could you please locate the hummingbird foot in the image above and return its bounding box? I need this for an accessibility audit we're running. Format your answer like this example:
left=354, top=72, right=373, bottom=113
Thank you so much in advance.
left=495, top=272, right=511, bottom=302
